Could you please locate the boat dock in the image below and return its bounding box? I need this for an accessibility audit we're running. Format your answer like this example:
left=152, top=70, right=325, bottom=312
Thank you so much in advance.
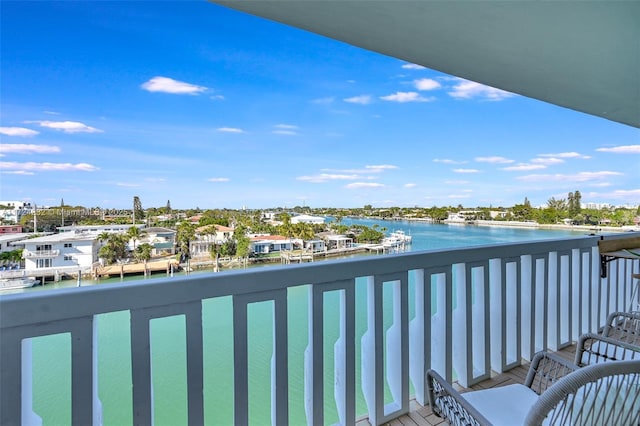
left=93, top=259, right=179, bottom=279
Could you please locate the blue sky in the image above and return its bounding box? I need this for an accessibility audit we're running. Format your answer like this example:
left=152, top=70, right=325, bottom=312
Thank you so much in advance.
left=1, top=1, right=639, bottom=210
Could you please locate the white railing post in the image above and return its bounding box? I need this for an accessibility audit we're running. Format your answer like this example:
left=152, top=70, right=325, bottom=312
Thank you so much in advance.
left=360, top=276, right=379, bottom=425
left=383, top=275, right=408, bottom=419
left=452, top=263, right=470, bottom=387
left=408, top=269, right=428, bottom=405
left=21, top=338, right=43, bottom=426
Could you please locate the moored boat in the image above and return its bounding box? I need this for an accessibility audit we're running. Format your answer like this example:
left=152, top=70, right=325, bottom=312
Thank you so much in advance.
left=1, top=277, right=40, bottom=290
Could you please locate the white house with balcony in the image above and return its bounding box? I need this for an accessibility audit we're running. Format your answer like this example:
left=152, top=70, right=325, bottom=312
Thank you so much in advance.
left=21, top=231, right=99, bottom=273
left=190, top=224, right=234, bottom=259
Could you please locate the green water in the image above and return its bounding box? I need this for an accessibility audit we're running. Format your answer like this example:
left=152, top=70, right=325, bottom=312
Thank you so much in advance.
left=30, top=282, right=409, bottom=425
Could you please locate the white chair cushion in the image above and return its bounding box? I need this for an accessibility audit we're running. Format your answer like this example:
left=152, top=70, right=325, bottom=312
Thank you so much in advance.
left=462, top=383, right=539, bottom=426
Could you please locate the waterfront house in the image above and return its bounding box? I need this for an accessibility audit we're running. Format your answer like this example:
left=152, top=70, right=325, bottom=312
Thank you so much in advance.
left=250, top=234, right=301, bottom=254
left=190, top=224, right=234, bottom=259
left=21, top=231, right=99, bottom=276
left=324, top=234, right=353, bottom=250
left=139, top=226, right=176, bottom=256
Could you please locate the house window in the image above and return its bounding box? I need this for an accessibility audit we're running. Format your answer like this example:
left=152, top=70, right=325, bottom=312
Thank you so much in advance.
left=36, top=259, right=52, bottom=268
left=64, top=255, right=73, bottom=261
left=36, top=244, right=52, bottom=251
left=64, top=243, right=72, bottom=248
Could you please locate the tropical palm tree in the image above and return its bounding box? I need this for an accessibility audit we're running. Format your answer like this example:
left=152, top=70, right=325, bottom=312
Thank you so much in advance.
left=127, top=225, right=143, bottom=250
left=209, top=243, right=221, bottom=272
left=134, top=243, right=153, bottom=277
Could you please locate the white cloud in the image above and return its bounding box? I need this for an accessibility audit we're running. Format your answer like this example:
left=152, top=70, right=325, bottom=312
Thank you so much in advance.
left=345, top=182, right=385, bottom=189
left=404, top=183, right=417, bottom=188
left=434, top=158, right=467, bottom=164
left=366, top=164, right=398, bottom=172
left=141, top=76, right=207, bottom=95
left=538, top=152, right=591, bottom=159
left=414, top=78, right=441, bottom=91
left=344, top=95, right=373, bottom=105
left=1, top=170, right=35, bottom=175
left=448, top=79, right=514, bottom=101
left=208, top=177, right=230, bottom=182
left=380, top=91, right=434, bottom=103
left=596, top=145, right=640, bottom=154
left=0, top=161, right=98, bottom=172
left=217, top=127, right=244, bottom=133
left=210, top=95, right=225, bottom=101
left=517, top=171, right=622, bottom=182
left=27, top=120, right=102, bottom=134
left=532, top=157, right=564, bottom=165
left=452, top=168, right=480, bottom=173
left=272, top=124, right=299, bottom=135
left=312, top=97, right=335, bottom=105
left=501, top=163, right=547, bottom=171
left=116, top=182, right=141, bottom=188
left=448, top=193, right=471, bottom=198
left=297, top=173, right=359, bottom=183
left=0, top=126, right=39, bottom=137
left=475, top=156, right=514, bottom=164
left=0, top=144, right=60, bottom=154
left=605, top=189, right=640, bottom=198
left=402, top=63, right=426, bottom=70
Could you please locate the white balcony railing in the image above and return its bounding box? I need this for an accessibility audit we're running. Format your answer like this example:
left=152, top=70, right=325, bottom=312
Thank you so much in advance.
left=1, top=234, right=639, bottom=425
left=23, top=249, right=60, bottom=258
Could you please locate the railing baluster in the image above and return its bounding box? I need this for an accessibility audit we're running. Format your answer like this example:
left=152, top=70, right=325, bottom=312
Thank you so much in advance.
left=71, top=316, right=94, bottom=425
left=185, top=303, right=204, bottom=426
left=408, top=269, right=427, bottom=405
left=0, top=328, right=24, bottom=426
left=383, top=274, right=408, bottom=419
left=305, top=284, right=323, bottom=425
left=360, top=275, right=380, bottom=425
left=130, top=310, right=153, bottom=426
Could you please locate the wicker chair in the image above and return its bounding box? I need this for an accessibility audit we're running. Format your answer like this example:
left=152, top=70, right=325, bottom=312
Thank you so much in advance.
left=575, top=333, right=640, bottom=366
left=427, top=354, right=640, bottom=426
left=603, top=311, right=640, bottom=346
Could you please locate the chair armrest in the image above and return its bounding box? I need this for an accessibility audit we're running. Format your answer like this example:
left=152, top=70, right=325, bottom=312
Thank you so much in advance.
left=576, top=333, right=640, bottom=366
left=524, top=351, right=578, bottom=394
left=426, top=369, right=491, bottom=426
left=603, top=311, right=640, bottom=345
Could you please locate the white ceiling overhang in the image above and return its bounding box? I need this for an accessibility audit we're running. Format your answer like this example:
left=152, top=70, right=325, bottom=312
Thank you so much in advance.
left=211, top=1, right=640, bottom=128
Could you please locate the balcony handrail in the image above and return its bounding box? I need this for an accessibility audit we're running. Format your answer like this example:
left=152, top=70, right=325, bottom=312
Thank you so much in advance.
left=23, top=249, right=60, bottom=257
left=1, top=233, right=639, bottom=426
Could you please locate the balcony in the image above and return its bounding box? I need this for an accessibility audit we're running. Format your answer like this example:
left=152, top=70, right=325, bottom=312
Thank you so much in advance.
left=1, top=234, right=638, bottom=425
left=23, top=250, right=60, bottom=258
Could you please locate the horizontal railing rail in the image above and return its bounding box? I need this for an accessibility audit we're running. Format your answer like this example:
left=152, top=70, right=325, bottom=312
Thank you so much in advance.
left=1, top=234, right=638, bottom=425
left=23, top=249, right=60, bottom=258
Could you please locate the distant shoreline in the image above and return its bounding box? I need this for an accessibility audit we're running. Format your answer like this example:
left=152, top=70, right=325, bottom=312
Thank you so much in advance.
left=366, top=216, right=637, bottom=233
